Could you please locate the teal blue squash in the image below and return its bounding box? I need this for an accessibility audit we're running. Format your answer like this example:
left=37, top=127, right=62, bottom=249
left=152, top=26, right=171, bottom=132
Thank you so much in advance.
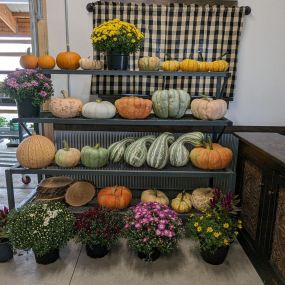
left=108, top=137, right=135, bottom=163
left=80, top=144, right=109, bottom=168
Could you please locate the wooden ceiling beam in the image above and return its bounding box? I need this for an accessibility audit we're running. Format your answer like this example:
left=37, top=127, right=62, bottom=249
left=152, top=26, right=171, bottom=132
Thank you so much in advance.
left=0, top=4, right=17, bottom=33
left=12, top=12, right=30, bottom=19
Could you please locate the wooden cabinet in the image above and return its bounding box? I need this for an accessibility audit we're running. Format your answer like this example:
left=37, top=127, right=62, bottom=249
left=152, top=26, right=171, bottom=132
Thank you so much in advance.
left=235, top=132, right=285, bottom=285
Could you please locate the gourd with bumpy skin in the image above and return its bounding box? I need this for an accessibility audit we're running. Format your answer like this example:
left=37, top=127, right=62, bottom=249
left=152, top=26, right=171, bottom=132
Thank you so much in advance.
left=138, top=56, right=160, bottom=71
left=169, top=132, right=204, bottom=167
left=82, top=99, right=116, bottom=119
left=146, top=132, right=175, bottom=169
left=81, top=144, right=109, bottom=168
left=180, top=59, right=199, bottom=72
left=79, top=57, right=103, bottom=70
left=171, top=191, right=192, bottom=213
left=141, top=189, right=169, bottom=205
left=55, top=141, right=81, bottom=168
left=191, top=188, right=214, bottom=211
left=152, top=89, right=191, bottom=119
left=124, top=135, right=155, bottom=167
left=161, top=60, right=180, bottom=72
left=108, top=137, right=135, bottom=163
left=191, top=96, right=227, bottom=120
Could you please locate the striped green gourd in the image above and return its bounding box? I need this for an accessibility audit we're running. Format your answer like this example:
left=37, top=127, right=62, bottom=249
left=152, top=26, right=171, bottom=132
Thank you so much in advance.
left=124, top=135, right=155, bottom=167
left=146, top=132, right=175, bottom=169
left=169, top=132, right=204, bottom=167
left=108, top=137, right=135, bottom=163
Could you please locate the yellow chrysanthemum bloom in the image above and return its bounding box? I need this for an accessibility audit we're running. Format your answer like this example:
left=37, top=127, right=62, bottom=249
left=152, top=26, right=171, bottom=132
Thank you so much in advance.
left=213, top=232, right=221, bottom=238
left=238, top=219, right=242, bottom=224
left=234, top=231, right=239, bottom=235
left=224, top=239, right=230, bottom=246
left=131, top=39, right=136, bottom=43
left=127, top=33, right=132, bottom=37
left=223, top=223, right=230, bottom=229
left=197, top=226, right=202, bottom=233
left=194, top=222, right=199, bottom=227
left=237, top=224, right=243, bottom=229
left=113, top=37, right=117, bottom=41
left=199, top=216, right=204, bottom=220
left=190, top=214, right=194, bottom=218
left=206, top=213, right=212, bottom=218
left=207, top=227, right=213, bottom=233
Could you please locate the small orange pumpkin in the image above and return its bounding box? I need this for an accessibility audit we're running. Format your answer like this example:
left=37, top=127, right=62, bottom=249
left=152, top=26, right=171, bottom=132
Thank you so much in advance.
left=161, top=60, right=180, bottom=72
left=56, top=51, right=81, bottom=70
left=115, top=96, right=152, bottom=119
left=198, top=61, right=211, bottom=72
left=190, top=138, right=233, bottom=170
left=20, top=48, right=38, bottom=69
left=209, top=60, right=229, bottom=72
left=180, top=59, right=199, bottom=72
left=38, top=55, right=56, bottom=69
left=97, top=186, right=132, bottom=209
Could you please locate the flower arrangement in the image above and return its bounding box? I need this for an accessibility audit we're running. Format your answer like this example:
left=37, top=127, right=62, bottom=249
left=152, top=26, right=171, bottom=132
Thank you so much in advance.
left=91, top=19, right=144, bottom=54
left=124, top=202, right=183, bottom=260
left=7, top=202, right=75, bottom=256
left=0, top=206, right=9, bottom=241
left=1, top=69, right=53, bottom=106
left=186, top=189, right=242, bottom=253
left=75, top=206, right=124, bottom=249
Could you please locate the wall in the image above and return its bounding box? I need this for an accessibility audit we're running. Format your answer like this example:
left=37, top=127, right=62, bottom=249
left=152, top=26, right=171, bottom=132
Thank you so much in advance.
left=46, top=0, right=285, bottom=126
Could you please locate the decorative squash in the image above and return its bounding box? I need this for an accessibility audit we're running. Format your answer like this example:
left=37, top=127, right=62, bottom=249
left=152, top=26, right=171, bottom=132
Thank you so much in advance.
left=171, top=191, right=192, bottom=213
left=16, top=133, right=55, bottom=168
left=20, top=48, right=38, bottom=69
left=55, top=141, right=81, bottom=168
left=124, top=135, right=155, bottom=167
left=138, top=56, right=160, bottom=71
left=180, top=59, right=199, bottom=72
left=82, top=99, right=116, bottom=119
left=115, top=96, right=152, bottom=119
left=191, top=96, right=227, bottom=120
left=161, top=60, right=180, bottom=72
left=198, top=61, right=211, bottom=72
left=79, top=57, right=103, bottom=70
left=189, top=138, right=233, bottom=170
left=38, top=55, right=56, bottom=69
left=97, top=186, right=132, bottom=209
left=191, top=187, right=214, bottom=211
left=169, top=132, right=204, bottom=167
left=146, top=132, right=175, bottom=169
left=209, top=60, right=229, bottom=72
left=152, top=89, right=190, bottom=119
left=49, top=90, right=83, bottom=118
left=56, top=51, right=81, bottom=70
left=108, top=137, right=135, bottom=163
left=81, top=144, right=109, bottom=168
left=141, top=189, right=169, bottom=205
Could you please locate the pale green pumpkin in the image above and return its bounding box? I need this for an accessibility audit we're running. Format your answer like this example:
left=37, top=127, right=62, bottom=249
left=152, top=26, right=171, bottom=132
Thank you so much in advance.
left=80, top=144, right=109, bottom=168
left=108, top=137, right=135, bottom=163
left=55, top=141, right=81, bottom=168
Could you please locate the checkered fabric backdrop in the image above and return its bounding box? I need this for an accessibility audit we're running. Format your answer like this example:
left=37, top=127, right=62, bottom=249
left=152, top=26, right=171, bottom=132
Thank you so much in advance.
left=91, top=2, right=245, bottom=99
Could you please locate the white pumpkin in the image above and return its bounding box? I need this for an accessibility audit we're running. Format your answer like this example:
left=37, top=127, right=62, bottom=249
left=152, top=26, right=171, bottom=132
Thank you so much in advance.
left=79, top=57, right=103, bottom=70
left=82, top=99, right=116, bottom=119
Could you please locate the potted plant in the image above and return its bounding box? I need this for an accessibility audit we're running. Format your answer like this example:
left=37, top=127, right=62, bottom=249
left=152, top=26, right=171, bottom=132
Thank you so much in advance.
left=186, top=188, right=242, bottom=265
left=91, top=18, right=144, bottom=70
left=75, top=206, right=123, bottom=258
left=124, top=202, right=184, bottom=262
left=7, top=201, right=75, bottom=265
left=1, top=69, right=54, bottom=117
left=0, top=207, right=13, bottom=262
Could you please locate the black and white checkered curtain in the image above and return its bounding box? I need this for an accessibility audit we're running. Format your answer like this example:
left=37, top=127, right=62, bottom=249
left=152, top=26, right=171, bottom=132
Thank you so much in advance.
left=91, top=2, right=245, bottom=98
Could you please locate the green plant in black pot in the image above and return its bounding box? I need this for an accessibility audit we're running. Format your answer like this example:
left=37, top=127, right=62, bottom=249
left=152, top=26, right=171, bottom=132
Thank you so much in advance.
left=186, top=189, right=242, bottom=265
left=0, top=206, right=13, bottom=262
left=7, top=202, right=75, bottom=265
left=75, top=206, right=124, bottom=258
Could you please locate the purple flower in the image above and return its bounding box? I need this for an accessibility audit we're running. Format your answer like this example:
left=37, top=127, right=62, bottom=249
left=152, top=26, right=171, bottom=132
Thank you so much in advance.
left=135, top=223, right=141, bottom=229
left=39, top=91, right=47, bottom=97
left=158, top=223, right=165, bottom=230
left=124, top=224, right=129, bottom=229
left=155, top=229, right=161, bottom=236
left=31, top=80, right=38, bottom=87
left=44, top=83, right=50, bottom=88
left=143, top=237, right=149, bottom=242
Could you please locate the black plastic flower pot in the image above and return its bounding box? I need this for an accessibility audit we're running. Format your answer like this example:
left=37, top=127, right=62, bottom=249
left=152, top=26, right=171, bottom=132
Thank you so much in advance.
left=34, top=248, right=59, bottom=265
left=106, top=52, right=129, bottom=70
left=200, top=246, right=230, bottom=265
left=86, top=244, right=109, bottom=258
left=0, top=239, right=13, bottom=262
left=137, top=248, right=161, bottom=262
left=16, top=98, right=40, bottom=118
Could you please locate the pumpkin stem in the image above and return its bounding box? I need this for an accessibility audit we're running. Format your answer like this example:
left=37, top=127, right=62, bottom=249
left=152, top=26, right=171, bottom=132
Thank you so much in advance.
left=153, top=188, right=158, bottom=196
left=206, top=135, right=213, bottom=150
left=61, top=90, right=68, bottom=98
left=180, top=190, right=186, bottom=200
left=165, top=54, right=172, bottom=61
left=63, top=140, right=70, bottom=151
left=27, top=47, right=31, bottom=55
left=217, top=51, right=229, bottom=60
left=200, top=94, right=212, bottom=101
left=94, top=144, right=100, bottom=149
left=198, top=50, right=204, bottom=61
left=95, top=99, right=102, bottom=103
left=113, top=185, right=118, bottom=194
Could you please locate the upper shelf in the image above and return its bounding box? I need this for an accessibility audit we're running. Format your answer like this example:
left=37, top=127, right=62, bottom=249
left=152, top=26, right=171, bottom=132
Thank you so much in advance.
left=0, top=69, right=231, bottom=78
left=13, top=113, right=233, bottom=127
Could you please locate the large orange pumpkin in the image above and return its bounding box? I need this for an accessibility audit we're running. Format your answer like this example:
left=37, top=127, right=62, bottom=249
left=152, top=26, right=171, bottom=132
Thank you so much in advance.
left=180, top=59, right=199, bottom=72
left=20, top=48, right=38, bottom=69
left=38, top=55, right=56, bottom=69
left=16, top=133, right=56, bottom=168
left=56, top=51, right=81, bottom=70
left=97, top=186, right=132, bottom=209
left=190, top=139, right=233, bottom=170
left=115, top=96, right=152, bottom=119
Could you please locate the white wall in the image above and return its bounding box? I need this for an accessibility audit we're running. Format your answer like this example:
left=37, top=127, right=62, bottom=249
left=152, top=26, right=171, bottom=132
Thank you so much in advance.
left=47, top=0, right=285, bottom=125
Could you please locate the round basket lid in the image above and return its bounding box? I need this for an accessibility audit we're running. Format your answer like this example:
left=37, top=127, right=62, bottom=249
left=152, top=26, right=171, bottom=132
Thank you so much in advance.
left=39, top=176, right=73, bottom=189
left=65, top=181, right=96, bottom=207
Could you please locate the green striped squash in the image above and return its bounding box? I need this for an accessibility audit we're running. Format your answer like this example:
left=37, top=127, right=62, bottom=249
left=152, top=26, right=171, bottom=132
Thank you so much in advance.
left=108, top=137, right=135, bottom=163
left=152, top=89, right=191, bottom=118
left=169, top=132, right=204, bottom=167
left=124, top=135, right=155, bottom=167
left=146, top=132, right=175, bottom=169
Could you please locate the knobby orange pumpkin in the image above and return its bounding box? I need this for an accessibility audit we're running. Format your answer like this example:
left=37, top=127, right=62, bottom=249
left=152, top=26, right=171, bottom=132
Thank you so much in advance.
left=97, top=186, right=132, bottom=209
left=161, top=60, right=180, bottom=72
left=38, top=55, right=56, bottom=69
left=180, top=59, right=199, bottom=72
left=56, top=51, right=81, bottom=70
left=115, top=96, right=152, bottom=119
left=190, top=138, right=233, bottom=170
left=209, top=60, right=229, bottom=72
left=198, top=61, right=211, bottom=72
left=20, top=48, right=38, bottom=69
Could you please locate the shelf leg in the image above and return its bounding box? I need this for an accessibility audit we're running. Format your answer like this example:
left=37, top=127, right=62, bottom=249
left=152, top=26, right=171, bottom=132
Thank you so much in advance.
left=5, top=169, right=15, bottom=209
left=37, top=174, right=42, bottom=183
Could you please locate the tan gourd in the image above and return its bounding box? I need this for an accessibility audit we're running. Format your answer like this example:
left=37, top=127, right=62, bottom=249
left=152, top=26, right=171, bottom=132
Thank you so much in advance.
left=141, top=189, right=169, bottom=205
left=79, top=57, right=103, bottom=70
left=171, top=191, right=192, bottom=213
left=191, top=188, right=214, bottom=211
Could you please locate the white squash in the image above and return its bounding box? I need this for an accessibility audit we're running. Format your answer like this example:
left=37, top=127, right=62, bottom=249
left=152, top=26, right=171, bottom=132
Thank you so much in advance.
left=82, top=99, right=116, bottom=119
left=79, top=57, right=103, bottom=70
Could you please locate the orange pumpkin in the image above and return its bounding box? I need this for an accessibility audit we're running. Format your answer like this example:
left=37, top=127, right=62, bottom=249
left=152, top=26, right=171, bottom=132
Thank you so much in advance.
left=115, top=96, right=152, bottom=119
left=38, top=55, right=56, bottom=69
left=180, top=59, right=199, bottom=72
left=209, top=60, right=229, bottom=72
left=97, top=186, right=132, bottom=209
left=198, top=61, right=211, bottom=72
left=161, top=60, right=180, bottom=72
left=56, top=51, right=81, bottom=70
left=20, top=48, right=38, bottom=69
left=190, top=138, right=233, bottom=170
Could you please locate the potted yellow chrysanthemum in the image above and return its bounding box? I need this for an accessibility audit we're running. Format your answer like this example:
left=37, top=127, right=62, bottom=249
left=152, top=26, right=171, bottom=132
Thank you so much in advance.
left=91, top=19, right=144, bottom=70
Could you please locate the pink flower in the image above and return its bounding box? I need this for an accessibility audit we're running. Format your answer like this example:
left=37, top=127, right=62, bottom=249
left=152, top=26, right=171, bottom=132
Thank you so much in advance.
left=31, top=80, right=38, bottom=87
left=135, top=223, right=141, bottom=229
left=155, top=229, right=161, bottom=236
left=44, top=83, right=50, bottom=88
left=143, top=237, right=149, bottom=242
left=39, top=90, right=47, bottom=97
left=158, top=223, right=165, bottom=230
left=124, top=224, right=129, bottom=229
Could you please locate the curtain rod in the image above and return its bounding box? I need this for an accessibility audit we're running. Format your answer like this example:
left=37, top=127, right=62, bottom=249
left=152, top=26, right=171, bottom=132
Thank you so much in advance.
left=86, top=3, right=251, bottom=15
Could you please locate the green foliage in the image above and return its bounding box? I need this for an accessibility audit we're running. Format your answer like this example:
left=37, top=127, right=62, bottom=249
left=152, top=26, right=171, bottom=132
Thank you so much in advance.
left=0, top=116, right=9, bottom=127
